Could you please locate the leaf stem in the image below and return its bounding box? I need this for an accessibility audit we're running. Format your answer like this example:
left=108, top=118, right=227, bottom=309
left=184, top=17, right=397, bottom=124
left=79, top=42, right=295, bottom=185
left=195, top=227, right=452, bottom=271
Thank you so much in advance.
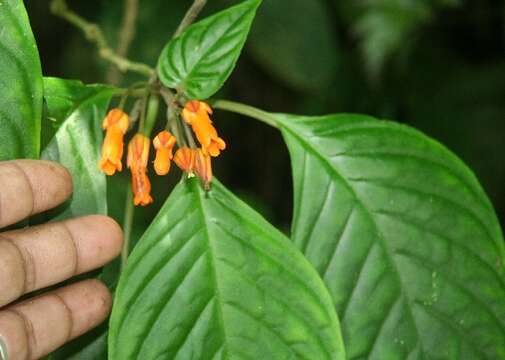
left=50, top=0, right=154, bottom=77
left=173, top=0, right=208, bottom=38
left=213, top=100, right=279, bottom=128
left=143, top=95, right=160, bottom=137
left=121, top=189, right=135, bottom=271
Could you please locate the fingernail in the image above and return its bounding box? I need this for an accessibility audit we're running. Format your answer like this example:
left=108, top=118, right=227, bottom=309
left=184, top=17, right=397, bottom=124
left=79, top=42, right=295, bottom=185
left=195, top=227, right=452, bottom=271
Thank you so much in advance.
left=0, top=336, right=7, bottom=360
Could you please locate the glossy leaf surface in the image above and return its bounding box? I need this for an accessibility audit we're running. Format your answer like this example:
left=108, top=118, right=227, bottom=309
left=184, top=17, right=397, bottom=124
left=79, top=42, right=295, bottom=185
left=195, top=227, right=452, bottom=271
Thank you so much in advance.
left=275, top=113, right=505, bottom=359
left=109, top=178, right=344, bottom=359
left=41, top=78, right=115, bottom=220
left=0, top=0, right=43, bottom=160
left=158, top=0, right=261, bottom=99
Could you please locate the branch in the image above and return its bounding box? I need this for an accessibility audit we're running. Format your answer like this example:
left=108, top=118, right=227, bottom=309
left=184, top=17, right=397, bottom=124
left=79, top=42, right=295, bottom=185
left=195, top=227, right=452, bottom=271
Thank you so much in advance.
left=107, top=0, right=140, bottom=83
left=173, top=0, right=207, bottom=38
left=50, top=0, right=154, bottom=78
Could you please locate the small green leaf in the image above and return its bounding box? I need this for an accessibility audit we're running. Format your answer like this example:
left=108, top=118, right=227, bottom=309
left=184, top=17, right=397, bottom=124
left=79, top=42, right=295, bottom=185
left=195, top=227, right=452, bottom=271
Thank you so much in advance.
left=41, top=78, right=116, bottom=220
left=157, top=0, right=262, bottom=99
left=275, top=113, right=505, bottom=359
left=0, top=0, right=43, bottom=160
left=109, top=178, right=344, bottom=360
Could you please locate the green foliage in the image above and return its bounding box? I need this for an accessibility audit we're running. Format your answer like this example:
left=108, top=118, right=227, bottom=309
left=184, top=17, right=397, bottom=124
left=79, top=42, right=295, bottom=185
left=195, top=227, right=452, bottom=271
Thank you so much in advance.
left=275, top=113, right=505, bottom=358
left=157, top=0, right=262, bottom=99
left=0, top=0, right=42, bottom=160
left=40, top=79, right=119, bottom=360
left=46, top=324, right=107, bottom=360
left=336, top=0, right=462, bottom=78
left=248, top=0, right=337, bottom=92
left=4, top=0, right=505, bottom=359
left=109, top=178, right=345, bottom=359
left=41, top=78, right=115, bottom=219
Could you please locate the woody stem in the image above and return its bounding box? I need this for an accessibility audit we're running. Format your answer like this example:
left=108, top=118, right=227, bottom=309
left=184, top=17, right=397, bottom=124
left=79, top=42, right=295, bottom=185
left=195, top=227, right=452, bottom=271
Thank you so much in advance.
left=50, top=0, right=154, bottom=77
left=107, top=0, right=140, bottom=84
left=173, top=0, right=208, bottom=37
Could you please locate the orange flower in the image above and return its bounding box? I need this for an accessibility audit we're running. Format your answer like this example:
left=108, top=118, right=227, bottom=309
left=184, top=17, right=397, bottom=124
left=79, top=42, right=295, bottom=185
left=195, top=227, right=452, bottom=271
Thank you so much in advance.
left=182, top=100, right=226, bottom=157
left=131, top=167, right=153, bottom=206
left=153, top=130, right=177, bottom=175
left=194, top=149, right=213, bottom=190
left=174, top=147, right=196, bottom=175
left=174, top=147, right=213, bottom=189
left=99, top=109, right=130, bottom=175
left=127, top=134, right=153, bottom=206
left=127, top=133, right=150, bottom=170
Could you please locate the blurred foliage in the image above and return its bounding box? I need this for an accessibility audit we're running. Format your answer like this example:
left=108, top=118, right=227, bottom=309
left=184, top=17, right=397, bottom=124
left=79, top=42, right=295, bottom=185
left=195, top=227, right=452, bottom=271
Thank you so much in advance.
left=26, top=0, right=505, bottom=232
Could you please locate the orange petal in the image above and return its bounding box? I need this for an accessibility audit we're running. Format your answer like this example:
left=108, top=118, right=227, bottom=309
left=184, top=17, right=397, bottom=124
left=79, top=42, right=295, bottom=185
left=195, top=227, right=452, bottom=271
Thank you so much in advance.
left=99, top=125, right=125, bottom=175
left=99, top=160, right=117, bottom=176
left=131, top=167, right=153, bottom=206
left=127, top=134, right=150, bottom=170
left=154, top=148, right=172, bottom=176
left=174, top=147, right=196, bottom=173
left=194, top=149, right=212, bottom=190
left=103, top=108, right=130, bottom=132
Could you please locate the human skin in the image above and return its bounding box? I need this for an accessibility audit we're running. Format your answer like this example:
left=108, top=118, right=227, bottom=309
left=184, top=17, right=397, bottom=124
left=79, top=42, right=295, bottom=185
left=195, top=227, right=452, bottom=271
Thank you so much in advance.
left=0, top=160, right=123, bottom=360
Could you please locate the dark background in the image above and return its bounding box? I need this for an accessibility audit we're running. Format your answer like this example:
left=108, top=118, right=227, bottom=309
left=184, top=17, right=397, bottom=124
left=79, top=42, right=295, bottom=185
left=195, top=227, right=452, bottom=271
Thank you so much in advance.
left=25, top=0, right=505, bottom=234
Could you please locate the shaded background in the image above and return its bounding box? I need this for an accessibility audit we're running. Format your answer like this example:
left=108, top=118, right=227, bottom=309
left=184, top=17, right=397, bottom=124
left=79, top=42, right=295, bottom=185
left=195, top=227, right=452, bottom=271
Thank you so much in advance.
left=25, top=0, right=505, bottom=234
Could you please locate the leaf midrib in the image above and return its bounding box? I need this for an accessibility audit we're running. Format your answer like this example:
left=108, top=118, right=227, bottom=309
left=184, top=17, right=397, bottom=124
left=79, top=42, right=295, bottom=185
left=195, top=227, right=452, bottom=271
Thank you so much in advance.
left=193, top=183, right=230, bottom=359
left=179, top=6, right=253, bottom=92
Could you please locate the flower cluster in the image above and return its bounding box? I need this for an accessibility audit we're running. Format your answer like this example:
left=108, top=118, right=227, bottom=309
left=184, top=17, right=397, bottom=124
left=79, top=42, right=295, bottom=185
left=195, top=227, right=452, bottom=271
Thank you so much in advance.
left=98, top=100, right=226, bottom=206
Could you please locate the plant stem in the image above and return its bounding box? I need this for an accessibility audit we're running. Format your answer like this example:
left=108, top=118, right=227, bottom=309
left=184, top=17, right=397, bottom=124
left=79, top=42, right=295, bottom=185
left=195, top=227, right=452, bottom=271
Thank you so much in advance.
left=183, top=122, right=197, bottom=148
left=143, top=95, right=160, bottom=137
left=107, top=0, right=140, bottom=83
left=121, top=189, right=135, bottom=271
left=213, top=100, right=279, bottom=128
left=173, top=0, right=208, bottom=37
left=50, top=0, right=154, bottom=77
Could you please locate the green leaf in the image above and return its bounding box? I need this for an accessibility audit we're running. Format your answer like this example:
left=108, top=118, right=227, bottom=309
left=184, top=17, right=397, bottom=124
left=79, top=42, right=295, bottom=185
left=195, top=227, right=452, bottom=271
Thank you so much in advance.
left=45, top=324, right=108, bottom=360
left=157, top=0, right=262, bottom=99
left=275, top=113, right=505, bottom=358
left=248, top=0, right=337, bottom=92
left=41, top=77, right=116, bottom=220
left=0, top=0, right=43, bottom=160
left=42, top=78, right=117, bottom=359
left=109, top=178, right=344, bottom=359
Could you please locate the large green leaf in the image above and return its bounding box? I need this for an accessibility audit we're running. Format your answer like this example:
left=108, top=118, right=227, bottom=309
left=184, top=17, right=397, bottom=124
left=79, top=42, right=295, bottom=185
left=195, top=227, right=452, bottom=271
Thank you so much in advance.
left=0, top=0, right=43, bottom=160
left=41, top=77, right=116, bottom=220
left=157, top=0, right=261, bottom=99
left=275, top=113, right=505, bottom=358
left=109, top=178, right=344, bottom=359
left=41, top=78, right=117, bottom=359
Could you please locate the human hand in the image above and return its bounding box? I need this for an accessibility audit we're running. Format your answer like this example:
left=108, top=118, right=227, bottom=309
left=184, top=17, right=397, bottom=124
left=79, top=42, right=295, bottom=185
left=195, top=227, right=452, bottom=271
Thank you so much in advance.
left=0, top=160, right=123, bottom=360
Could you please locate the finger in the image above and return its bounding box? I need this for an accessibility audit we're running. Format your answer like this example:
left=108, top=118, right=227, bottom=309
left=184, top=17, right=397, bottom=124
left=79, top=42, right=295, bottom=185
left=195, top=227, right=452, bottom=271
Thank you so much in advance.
left=0, top=160, right=73, bottom=228
left=0, top=279, right=112, bottom=360
left=0, top=215, right=123, bottom=307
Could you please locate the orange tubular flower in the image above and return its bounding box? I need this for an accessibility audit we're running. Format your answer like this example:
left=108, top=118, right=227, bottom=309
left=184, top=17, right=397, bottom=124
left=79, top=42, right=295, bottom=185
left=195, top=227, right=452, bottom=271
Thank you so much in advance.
left=131, top=167, right=153, bottom=206
left=99, top=109, right=130, bottom=175
left=127, top=134, right=153, bottom=206
left=174, top=147, right=196, bottom=175
left=153, top=130, right=177, bottom=175
left=181, top=100, right=226, bottom=157
left=194, top=149, right=213, bottom=190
